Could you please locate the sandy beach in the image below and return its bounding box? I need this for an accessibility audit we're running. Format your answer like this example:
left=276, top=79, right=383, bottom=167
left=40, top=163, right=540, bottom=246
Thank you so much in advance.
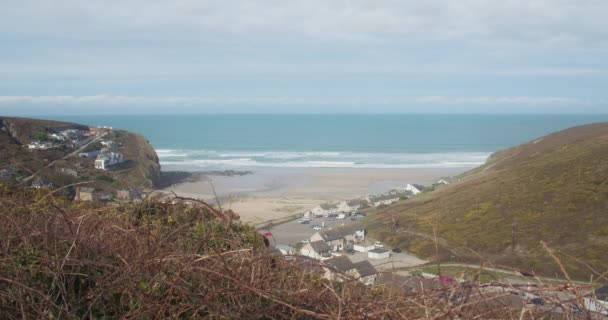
left=162, top=167, right=468, bottom=225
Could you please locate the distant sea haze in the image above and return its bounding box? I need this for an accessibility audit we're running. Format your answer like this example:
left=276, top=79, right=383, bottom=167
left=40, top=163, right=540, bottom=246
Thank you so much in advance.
left=45, top=114, right=608, bottom=171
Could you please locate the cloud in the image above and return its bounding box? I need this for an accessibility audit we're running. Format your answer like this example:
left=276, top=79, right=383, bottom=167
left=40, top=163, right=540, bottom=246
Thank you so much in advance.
left=3, top=0, right=608, bottom=46
left=0, top=94, right=587, bottom=107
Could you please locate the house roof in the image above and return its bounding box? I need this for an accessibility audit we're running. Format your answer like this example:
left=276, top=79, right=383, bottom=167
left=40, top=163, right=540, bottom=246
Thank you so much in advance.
left=308, top=240, right=330, bottom=253
left=79, top=187, right=94, bottom=193
left=353, top=260, right=377, bottom=278
left=319, top=223, right=364, bottom=241
left=596, top=285, right=608, bottom=301
left=320, top=203, right=338, bottom=210
left=413, top=184, right=425, bottom=191
left=369, top=248, right=389, bottom=254
left=324, top=256, right=354, bottom=273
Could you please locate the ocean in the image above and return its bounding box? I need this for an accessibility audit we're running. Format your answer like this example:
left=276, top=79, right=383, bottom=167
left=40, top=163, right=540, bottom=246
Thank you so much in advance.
left=43, top=114, right=608, bottom=171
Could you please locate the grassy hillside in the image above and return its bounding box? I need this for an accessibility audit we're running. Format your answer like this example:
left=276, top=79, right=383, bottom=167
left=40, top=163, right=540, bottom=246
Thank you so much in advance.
left=367, top=122, right=608, bottom=279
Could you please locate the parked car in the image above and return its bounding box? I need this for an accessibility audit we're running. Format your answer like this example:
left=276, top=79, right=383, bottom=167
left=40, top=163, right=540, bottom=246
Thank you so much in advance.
left=374, top=241, right=384, bottom=248
left=519, top=270, right=535, bottom=277
left=392, top=247, right=402, bottom=253
left=346, top=248, right=355, bottom=254
left=301, top=239, right=309, bottom=244
left=312, top=225, right=322, bottom=231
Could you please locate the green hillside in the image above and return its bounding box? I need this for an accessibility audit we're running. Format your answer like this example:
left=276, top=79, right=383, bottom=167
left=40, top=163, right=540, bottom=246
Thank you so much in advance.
left=367, top=123, right=608, bottom=279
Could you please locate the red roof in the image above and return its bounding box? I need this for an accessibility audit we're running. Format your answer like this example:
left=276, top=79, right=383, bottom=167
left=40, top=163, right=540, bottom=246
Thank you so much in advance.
left=262, top=232, right=273, bottom=237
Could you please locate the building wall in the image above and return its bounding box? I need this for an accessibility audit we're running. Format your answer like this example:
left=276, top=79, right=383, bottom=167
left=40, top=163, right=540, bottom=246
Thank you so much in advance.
left=368, top=251, right=390, bottom=259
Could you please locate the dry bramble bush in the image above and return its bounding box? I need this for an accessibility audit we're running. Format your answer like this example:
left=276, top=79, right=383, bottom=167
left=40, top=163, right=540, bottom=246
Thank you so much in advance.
left=0, top=183, right=603, bottom=319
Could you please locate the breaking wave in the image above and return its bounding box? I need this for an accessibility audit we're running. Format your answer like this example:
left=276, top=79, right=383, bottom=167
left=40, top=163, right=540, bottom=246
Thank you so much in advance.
left=157, top=149, right=490, bottom=170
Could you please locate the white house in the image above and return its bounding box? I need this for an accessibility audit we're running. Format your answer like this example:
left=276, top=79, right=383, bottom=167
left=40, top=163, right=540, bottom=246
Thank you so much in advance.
left=311, top=203, right=339, bottom=217
left=368, top=248, right=391, bottom=260
left=403, top=183, right=424, bottom=195
left=368, top=193, right=401, bottom=207
left=95, top=152, right=125, bottom=170
left=437, top=178, right=450, bottom=185
left=100, top=140, right=117, bottom=147
left=301, top=241, right=331, bottom=260
left=585, top=286, right=608, bottom=316
left=27, top=141, right=53, bottom=150
left=50, top=133, right=65, bottom=141
left=353, top=241, right=376, bottom=253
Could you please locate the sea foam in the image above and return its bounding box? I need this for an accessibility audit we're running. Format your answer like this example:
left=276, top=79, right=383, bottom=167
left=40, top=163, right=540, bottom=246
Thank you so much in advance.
left=156, top=149, right=490, bottom=170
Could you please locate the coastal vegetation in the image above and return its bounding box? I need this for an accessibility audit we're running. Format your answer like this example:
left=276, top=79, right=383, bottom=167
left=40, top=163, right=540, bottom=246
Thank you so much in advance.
left=0, top=184, right=550, bottom=319
left=367, top=122, right=608, bottom=280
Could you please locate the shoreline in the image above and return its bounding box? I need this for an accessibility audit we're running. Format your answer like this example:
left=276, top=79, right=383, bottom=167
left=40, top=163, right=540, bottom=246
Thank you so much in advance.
left=160, top=166, right=471, bottom=224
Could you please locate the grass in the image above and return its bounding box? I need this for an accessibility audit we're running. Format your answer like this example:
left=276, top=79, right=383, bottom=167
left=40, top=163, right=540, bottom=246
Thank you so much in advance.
left=367, top=122, right=608, bottom=280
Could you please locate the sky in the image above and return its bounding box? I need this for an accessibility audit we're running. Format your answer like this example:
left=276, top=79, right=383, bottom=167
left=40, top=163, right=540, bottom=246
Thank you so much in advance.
left=1, top=0, right=607, bottom=114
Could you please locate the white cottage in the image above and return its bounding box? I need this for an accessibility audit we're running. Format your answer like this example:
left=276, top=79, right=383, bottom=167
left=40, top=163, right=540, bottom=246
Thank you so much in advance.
left=403, top=183, right=424, bottom=195
left=353, top=241, right=376, bottom=253
left=368, top=248, right=391, bottom=260
left=311, top=203, right=339, bottom=217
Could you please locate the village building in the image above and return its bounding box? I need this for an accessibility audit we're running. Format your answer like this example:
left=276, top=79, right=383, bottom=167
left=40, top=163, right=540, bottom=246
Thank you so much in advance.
left=79, top=150, right=101, bottom=158
left=49, top=133, right=65, bottom=141
left=367, top=193, right=401, bottom=206
left=437, top=178, right=450, bottom=185
left=352, top=260, right=378, bottom=285
left=95, top=152, right=125, bottom=170
left=353, top=241, right=376, bottom=253
left=75, top=187, right=95, bottom=201
left=322, top=256, right=377, bottom=285
left=117, top=189, right=141, bottom=201
left=336, top=199, right=369, bottom=213
left=27, top=141, right=54, bottom=150
left=368, top=248, right=391, bottom=260
left=95, top=192, right=114, bottom=202
left=30, top=177, right=53, bottom=189
left=323, top=256, right=356, bottom=281
left=585, top=286, right=608, bottom=316
left=402, top=183, right=425, bottom=195
left=311, top=203, right=339, bottom=217
left=100, top=140, right=117, bottom=148
left=301, top=241, right=331, bottom=260
left=310, top=223, right=365, bottom=251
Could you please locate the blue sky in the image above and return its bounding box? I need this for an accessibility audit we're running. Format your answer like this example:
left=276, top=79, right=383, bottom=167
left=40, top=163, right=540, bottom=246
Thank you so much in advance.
left=1, top=0, right=607, bottom=114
